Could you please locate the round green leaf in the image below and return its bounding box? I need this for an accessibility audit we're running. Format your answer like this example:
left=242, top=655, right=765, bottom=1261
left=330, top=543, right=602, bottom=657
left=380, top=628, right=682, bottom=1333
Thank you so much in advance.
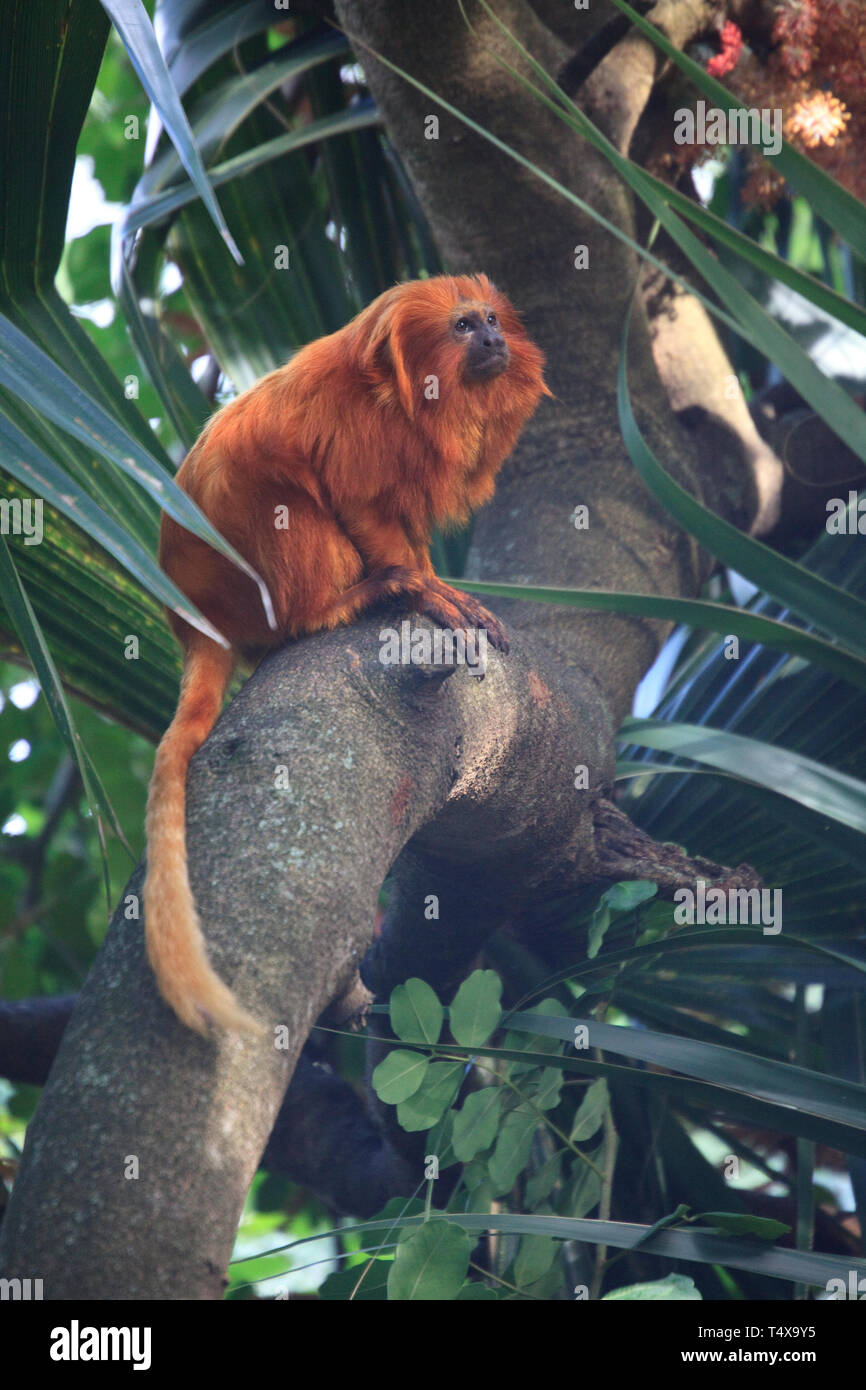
left=390, top=978, right=444, bottom=1045
left=371, top=1050, right=429, bottom=1105
left=603, top=880, right=658, bottom=911
left=449, top=969, right=502, bottom=1047
left=387, top=1220, right=471, bottom=1301
left=396, top=1061, right=463, bottom=1132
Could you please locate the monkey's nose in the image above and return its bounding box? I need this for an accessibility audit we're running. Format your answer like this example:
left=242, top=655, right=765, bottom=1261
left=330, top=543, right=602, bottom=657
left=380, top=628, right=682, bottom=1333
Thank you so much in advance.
left=482, top=332, right=506, bottom=351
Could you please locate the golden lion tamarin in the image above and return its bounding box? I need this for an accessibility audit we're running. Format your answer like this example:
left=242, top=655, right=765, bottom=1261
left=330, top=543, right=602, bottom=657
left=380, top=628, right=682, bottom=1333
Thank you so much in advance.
left=145, top=274, right=549, bottom=1035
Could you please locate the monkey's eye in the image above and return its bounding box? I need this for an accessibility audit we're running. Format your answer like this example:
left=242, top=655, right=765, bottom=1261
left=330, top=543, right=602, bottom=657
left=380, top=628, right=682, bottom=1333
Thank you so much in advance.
left=455, top=317, right=471, bottom=333
left=487, top=313, right=498, bottom=326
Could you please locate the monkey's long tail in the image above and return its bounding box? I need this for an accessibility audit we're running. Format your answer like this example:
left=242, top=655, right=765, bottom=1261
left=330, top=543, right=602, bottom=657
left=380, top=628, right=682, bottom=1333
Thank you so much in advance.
left=144, top=634, right=262, bottom=1035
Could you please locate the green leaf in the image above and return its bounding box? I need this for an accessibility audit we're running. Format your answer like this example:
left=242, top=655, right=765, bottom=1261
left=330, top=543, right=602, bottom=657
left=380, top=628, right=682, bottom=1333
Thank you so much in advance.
left=452, top=1087, right=502, bottom=1162
left=520, top=1264, right=566, bottom=1300
left=471, top=0, right=866, bottom=468
left=621, top=717, right=866, bottom=836
left=587, top=881, right=656, bottom=963
left=387, top=1220, right=471, bottom=1301
left=0, top=413, right=216, bottom=633
left=568, top=1155, right=603, bottom=1219
left=127, top=102, right=375, bottom=237
left=449, top=969, right=502, bottom=1047
left=488, top=1105, right=538, bottom=1195
left=524, top=1066, right=564, bottom=1112
left=396, top=1061, right=463, bottom=1132
left=370, top=1195, right=428, bottom=1224
left=604, top=881, right=659, bottom=912
left=695, top=1213, right=792, bottom=1241
left=609, top=0, right=866, bottom=259
left=442, top=1037, right=866, bottom=1156
left=509, top=1012, right=866, bottom=1135
left=0, top=312, right=275, bottom=642
left=296, top=1210, right=866, bottom=1290
left=641, top=180, right=866, bottom=340
left=101, top=0, right=241, bottom=262
left=623, top=182, right=866, bottom=470
left=514, top=1234, right=559, bottom=1288
left=147, top=2, right=281, bottom=102
left=823, top=991, right=866, bottom=1247
left=389, top=977, right=443, bottom=1045
left=571, top=1079, right=610, bottom=1144
left=119, top=32, right=363, bottom=400
left=525, top=1151, right=563, bottom=1208
left=133, top=31, right=351, bottom=203
left=0, top=538, right=118, bottom=901
left=587, top=902, right=611, bottom=962
left=426, top=1109, right=459, bottom=1172
left=616, top=307, right=866, bottom=654
left=320, top=1260, right=390, bottom=1301
left=603, top=1274, right=702, bottom=1301
left=370, top=1050, right=428, bottom=1105
left=450, top=582, right=866, bottom=694
left=511, top=928, right=866, bottom=1003
left=503, top=996, right=569, bottom=1064
left=111, top=257, right=210, bottom=451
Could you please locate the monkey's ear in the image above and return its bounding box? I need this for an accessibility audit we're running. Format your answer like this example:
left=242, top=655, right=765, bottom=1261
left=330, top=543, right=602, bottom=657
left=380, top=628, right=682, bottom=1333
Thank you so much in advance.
left=358, top=292, right=416, bottom=420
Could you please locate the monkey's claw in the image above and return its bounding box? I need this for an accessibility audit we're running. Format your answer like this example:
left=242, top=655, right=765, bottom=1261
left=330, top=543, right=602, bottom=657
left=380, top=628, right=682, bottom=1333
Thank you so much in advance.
left=425, top=578, right=509, bottom=654
left=464, top=605, right=508, bottom=653
left=478, top=612, right=509, bottom=653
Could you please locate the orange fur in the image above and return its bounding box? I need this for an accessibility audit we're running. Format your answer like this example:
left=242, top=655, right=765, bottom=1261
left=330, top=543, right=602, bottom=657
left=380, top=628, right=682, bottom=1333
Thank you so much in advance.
left=145, top=275, right=549, bottom=1034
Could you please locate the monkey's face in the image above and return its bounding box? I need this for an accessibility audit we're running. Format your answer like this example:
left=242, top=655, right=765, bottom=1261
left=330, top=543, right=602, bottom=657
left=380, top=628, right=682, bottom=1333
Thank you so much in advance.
left=355, top=274, right=547, bottom=420
left=451, top=301, right=510, bottom=383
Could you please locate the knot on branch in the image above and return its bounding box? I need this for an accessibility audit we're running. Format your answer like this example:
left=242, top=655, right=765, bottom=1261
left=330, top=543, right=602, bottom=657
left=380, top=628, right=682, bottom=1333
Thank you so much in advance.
left=321, top=974, right=373, bottom=1030
left=591, top=795, right=762, bottom=896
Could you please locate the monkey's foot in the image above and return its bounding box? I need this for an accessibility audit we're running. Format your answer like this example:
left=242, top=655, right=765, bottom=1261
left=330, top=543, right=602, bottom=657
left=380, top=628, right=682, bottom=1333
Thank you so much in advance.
left=324, top=567, right=509, bottom=653
left=423, top=578, right=509, bottom=653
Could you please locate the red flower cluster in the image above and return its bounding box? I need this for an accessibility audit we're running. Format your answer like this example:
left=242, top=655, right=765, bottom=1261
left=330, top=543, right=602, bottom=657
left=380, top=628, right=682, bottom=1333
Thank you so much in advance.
left=707, top=20, right=743, bottom=76
left=670, top=1, right=866, bottom=204
left=773, top=0, right=818, bottom=78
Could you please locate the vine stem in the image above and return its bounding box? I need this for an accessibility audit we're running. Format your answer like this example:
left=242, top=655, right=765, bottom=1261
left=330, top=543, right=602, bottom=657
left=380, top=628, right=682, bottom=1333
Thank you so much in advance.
left=589, top=1058, right=619, bottom=1301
